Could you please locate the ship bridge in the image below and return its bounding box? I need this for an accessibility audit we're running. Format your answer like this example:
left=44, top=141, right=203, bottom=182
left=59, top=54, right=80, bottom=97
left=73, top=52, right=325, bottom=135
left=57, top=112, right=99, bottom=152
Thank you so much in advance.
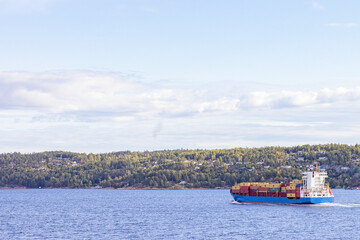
left=301, top=165, right=333, bottom=198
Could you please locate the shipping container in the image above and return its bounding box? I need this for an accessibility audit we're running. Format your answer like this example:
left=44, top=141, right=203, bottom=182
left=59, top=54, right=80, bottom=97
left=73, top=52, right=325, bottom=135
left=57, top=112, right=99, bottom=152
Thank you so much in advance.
left=239, top=182, right=251, bottom=186
left=269, top=188, right=280, bottom=191
left=292, top=180, right=302, bottom=184
left=249, top=191, right=257, bottom=196
left=286, top=185, right=296, bottom=190
left=269, top=183, right=281, bottom=188
left=267, top=192, right=278, bottom=197
left=258, top=187, right=269, bottom=192
left=279, top=192, right=287, bottom=197
left=287, top=193, right=295, bottom=198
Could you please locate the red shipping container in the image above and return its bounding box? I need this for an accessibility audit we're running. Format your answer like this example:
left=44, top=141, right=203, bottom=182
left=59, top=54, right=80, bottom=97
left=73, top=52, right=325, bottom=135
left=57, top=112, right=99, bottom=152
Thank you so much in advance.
left=280, top=192, right=287, bottom=197
left=267, top=192, right=275, bottom=197
left=258, top=192, right=266, bottom=197
left=258, top=187, right=269, bottom=192
left=249, top=192, right=257, bottom=196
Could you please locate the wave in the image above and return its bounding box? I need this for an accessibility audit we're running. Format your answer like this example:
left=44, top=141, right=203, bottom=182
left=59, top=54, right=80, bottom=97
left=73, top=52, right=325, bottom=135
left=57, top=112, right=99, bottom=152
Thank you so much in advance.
left=231, top=200, right=247, bottom=205
left=318, top=203, right=360, bottom=208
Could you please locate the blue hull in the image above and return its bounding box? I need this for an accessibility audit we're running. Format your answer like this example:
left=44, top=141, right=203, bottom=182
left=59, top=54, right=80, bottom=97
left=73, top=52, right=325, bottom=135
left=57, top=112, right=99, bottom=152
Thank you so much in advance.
left=231, top=193, right=334, bottom=204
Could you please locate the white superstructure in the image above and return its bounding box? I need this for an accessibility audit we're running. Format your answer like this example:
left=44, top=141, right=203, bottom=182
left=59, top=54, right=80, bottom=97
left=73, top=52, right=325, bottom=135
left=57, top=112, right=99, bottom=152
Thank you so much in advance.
left=301, top=166, right=333, bottom=198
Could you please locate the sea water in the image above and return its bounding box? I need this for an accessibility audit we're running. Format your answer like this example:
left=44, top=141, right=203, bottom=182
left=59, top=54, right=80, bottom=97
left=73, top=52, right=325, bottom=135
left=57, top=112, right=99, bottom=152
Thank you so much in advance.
left=0, top=189, right=359, bottom=239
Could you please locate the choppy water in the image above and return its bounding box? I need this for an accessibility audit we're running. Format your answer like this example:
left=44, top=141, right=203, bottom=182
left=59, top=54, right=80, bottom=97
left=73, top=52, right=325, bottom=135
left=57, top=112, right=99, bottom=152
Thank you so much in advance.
left=0, top=189, right=359, bottom=239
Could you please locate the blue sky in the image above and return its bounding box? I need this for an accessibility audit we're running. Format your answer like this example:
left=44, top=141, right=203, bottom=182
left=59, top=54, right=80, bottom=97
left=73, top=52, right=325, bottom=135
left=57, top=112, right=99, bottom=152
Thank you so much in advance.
left=0, top=0, right=359, bottom=153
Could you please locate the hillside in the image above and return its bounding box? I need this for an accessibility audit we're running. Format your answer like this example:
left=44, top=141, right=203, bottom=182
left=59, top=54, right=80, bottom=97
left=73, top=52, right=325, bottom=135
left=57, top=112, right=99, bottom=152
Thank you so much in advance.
left=0, top=144, right=359, bottom=189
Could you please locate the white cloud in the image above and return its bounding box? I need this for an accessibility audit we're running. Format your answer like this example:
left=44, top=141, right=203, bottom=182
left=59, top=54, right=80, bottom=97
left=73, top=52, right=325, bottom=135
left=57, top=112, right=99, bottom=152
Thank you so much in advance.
left=242, top=87, right=360, bottom=109
left=326, top=23, right=357, bottom=28
left=1, top=71, right=360, bottom=121
left=0, top=71, right=240, bottom=120
left=1, top=71, right=150, bottom=114
left=243, top=90, right=318, bottom=108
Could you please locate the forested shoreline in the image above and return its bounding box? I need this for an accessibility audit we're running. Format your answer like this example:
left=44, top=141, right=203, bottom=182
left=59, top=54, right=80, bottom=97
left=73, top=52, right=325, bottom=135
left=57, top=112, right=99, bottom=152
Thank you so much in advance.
left=0, top=144, right=359, bottom=189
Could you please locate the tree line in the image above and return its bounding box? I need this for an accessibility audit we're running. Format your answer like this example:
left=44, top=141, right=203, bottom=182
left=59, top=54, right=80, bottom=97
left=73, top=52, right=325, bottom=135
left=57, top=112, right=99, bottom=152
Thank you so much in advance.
left=0, top=144, right=359, bottom=189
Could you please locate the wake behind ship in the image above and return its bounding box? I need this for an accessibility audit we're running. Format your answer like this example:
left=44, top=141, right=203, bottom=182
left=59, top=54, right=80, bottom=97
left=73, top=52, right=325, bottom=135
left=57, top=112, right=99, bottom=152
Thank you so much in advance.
left=230, top=166, right=334, bottom=204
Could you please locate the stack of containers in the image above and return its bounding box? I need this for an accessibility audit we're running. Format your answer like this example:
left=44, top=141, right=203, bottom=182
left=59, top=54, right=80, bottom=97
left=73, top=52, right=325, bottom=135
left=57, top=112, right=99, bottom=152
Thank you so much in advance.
left=249, top=186, right=259, bottom=196
left=268, top=183, right=280, bottom=197
left=279, top=183, right=287, bottom=197
left=232, top=180, right=303, bottom=198
left=240, top=186, right=250, bottom=196
left=286, top=183, right=296, bottom=198
left=231, top=184, right=240, bottom=194
left=258, top=186, right=268, bottom=197
left=293, top=180, right=302, bottom=198
left=295, top=187, right=301, bottom=198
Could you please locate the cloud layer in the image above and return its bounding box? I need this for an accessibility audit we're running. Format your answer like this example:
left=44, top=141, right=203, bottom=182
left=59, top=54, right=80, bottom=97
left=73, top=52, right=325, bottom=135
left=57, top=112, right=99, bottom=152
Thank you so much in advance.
left=1, top=71, right=360, bottom=153
left=1, top=71, right=360, bottom=121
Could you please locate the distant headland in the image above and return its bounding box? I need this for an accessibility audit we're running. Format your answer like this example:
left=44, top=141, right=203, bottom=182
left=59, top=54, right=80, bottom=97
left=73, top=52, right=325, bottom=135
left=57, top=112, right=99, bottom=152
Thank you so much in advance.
left=1, top=144, right=359, bottom=189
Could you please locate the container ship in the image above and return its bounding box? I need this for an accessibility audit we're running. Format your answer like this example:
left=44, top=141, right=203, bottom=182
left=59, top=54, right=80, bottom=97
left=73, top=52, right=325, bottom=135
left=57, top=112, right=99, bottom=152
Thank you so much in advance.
left=230, top=166, right=334, bottom=204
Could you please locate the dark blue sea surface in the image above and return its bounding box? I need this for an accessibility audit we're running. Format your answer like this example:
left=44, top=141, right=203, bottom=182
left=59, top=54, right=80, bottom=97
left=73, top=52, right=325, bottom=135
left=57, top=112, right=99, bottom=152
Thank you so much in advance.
left=0, top=189, right=359, bottom=239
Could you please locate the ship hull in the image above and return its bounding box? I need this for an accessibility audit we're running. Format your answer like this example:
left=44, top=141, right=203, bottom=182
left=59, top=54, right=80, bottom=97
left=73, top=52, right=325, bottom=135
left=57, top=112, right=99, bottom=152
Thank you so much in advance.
left=231, top=193, right=334, bottom=204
